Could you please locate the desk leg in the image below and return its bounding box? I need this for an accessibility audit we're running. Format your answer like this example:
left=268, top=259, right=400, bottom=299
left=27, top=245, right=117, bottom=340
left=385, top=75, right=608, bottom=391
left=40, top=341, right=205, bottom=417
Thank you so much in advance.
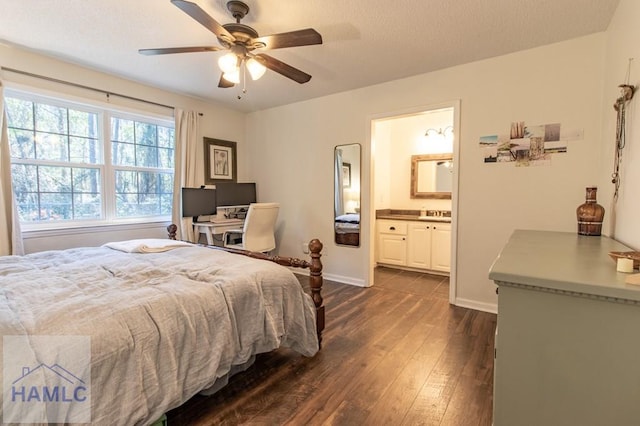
left=205, top=228, right=214, bottom=245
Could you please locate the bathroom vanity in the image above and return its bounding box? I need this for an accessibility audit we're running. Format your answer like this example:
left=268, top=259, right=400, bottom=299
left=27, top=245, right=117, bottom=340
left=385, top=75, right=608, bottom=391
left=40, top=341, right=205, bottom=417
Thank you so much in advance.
left=375, top=210, right=451, bottom=274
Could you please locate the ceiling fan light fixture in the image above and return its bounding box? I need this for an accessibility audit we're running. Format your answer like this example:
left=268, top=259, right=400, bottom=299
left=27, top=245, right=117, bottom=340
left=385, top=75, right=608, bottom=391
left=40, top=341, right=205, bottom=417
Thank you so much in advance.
left=218, top=52, right=238, bottom=74
left=246, top=58, right=266, bottom=80
left=222, top=69, right=240, bottom=84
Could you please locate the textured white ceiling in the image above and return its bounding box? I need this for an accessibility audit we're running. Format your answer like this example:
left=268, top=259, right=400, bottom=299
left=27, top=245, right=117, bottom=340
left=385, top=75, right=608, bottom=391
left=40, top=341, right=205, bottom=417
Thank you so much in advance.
left=0, top=0, right=619, bottom=112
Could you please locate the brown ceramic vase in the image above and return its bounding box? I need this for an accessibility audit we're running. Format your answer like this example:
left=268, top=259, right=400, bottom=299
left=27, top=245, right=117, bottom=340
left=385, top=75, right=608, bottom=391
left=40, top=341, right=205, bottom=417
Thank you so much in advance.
left=576, top=187, right=605, bottom=236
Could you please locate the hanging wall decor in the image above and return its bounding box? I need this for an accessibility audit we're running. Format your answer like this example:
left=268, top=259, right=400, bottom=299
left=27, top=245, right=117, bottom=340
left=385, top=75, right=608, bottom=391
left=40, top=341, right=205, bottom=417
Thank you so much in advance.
left=611, top=59, right=636, bottom=201
left=479, top=121, right=583, bottom=166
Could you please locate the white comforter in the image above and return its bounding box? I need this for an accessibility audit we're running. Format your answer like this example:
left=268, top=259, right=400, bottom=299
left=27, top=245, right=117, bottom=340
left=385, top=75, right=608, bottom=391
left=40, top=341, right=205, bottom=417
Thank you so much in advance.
left=0, top=244, right=318, bottom=425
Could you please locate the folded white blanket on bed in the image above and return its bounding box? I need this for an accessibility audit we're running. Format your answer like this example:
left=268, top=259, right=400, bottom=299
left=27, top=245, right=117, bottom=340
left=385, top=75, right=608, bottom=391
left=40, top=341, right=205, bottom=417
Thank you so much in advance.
left=102, top=238, right=192, bottom=253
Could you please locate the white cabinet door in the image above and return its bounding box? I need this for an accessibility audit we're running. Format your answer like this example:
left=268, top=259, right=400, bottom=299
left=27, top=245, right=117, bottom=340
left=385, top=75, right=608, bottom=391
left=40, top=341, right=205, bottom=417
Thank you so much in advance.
left=376, top=220, right=408, bottom=266
left=431, top=223, right=451, bottom=272
left=407, top=223, right=432, bottom=269
left=377, top=234, right=407, bottom=265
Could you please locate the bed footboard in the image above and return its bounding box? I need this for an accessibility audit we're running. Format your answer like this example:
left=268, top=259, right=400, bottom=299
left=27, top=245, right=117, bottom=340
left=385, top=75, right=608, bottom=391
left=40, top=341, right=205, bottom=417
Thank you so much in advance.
left=167, top=224, right=325, bottom=347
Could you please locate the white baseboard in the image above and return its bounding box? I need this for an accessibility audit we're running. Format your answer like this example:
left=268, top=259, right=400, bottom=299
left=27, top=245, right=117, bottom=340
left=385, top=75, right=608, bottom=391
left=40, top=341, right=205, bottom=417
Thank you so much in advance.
left=454, top=297, right=497, bottom=314
left=290, top=268, right=368, bottom=287
left=323, top=273, right=368, bottom=287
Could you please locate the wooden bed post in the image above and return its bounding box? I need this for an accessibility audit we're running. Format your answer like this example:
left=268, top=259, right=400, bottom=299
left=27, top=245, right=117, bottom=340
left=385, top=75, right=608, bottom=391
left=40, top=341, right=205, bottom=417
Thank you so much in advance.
left=308, top=239, right=324, bottom=348
left=167, top=224, right=178, bottom=240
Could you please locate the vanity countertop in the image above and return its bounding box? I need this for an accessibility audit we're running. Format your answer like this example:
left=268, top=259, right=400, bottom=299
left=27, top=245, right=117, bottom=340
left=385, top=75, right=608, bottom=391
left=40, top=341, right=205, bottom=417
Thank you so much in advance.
left=376, top=209, right=451, bottom=223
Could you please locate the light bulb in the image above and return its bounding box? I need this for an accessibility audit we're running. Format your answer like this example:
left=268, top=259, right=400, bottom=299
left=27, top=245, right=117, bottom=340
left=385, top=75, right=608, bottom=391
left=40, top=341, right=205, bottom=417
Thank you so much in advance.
left=246, top=58, right=266, bottom=80
left=222, top=69, right=240, bottom=84
left=218, top=53, right=238, bottom=74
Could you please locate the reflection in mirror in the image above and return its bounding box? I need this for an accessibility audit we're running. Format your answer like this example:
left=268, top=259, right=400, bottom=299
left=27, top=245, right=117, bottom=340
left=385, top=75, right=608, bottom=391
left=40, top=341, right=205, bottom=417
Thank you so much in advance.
left=411, top=154, right=453, bottom=199
left=334, top=143, right=361, bottom=247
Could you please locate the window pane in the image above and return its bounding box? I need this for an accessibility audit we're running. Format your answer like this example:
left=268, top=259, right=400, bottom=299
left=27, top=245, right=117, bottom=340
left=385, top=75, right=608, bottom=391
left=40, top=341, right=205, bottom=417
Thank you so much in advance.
left=159, top=173, right=173, bottom=193
left=15, top=193, right=39, bottom=222
left=35, top=132, right=69, bottom=161
left=114, top=171, right=171, bottom=218
left=38, top=166, right=72, bottom=193
left=112, top=141, right=135, bottom=166
left=11, top=164, right=38, bottom=193
left=70, top=137, right=100, bottom=164
left=115, top=170, right=137, bottom=194
left=158, top=126, right=174, bottom=148
left=158, top=147, right=173, bottom=169
left=136, top=145, right=158, bottom=168
left=35, top=104, right=68, bottom=134
left=115, top=193, right=138, bottom=217
left=40, top=192, right=72, bottom=220
left=69, top=109, right=98, bottom=138
left=135, top=122, right=157, bottom=146
left=6, top=98, right=34, bottom=130
left=138, top=194, right=160, bottom=216
left=73, top=193, right=101, bottom=219
left=111, top=118, right=134, bottom=143
left=138, top=171, right=158, bottom=194
left=73, top=168, right=101, bottom=193
left=9, top=129, right=35, bottom=159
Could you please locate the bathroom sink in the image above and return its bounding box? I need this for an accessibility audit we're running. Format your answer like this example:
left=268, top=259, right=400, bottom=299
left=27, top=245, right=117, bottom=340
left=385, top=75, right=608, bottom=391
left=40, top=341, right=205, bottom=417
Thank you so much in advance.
left=418, top=216, right=451, bottom=222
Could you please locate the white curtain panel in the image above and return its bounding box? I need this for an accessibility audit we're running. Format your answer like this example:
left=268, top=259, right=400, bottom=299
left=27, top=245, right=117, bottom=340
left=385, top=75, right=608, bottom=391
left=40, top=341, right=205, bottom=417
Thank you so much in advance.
left=0, top=81, right=24, bottom=255
left=172, top=109, right=199, bottom=242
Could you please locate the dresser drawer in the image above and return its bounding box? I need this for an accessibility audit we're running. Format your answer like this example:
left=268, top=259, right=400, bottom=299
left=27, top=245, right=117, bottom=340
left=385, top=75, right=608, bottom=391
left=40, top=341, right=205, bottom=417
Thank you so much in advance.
left=377, top=220, right=408, bottom=235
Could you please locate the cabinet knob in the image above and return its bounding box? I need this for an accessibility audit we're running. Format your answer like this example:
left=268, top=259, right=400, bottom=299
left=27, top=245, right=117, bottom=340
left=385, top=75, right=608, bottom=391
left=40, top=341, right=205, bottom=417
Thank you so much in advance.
left=402, top=237, right=406, bottom=240
left=389, top=226, right=396, bottom=231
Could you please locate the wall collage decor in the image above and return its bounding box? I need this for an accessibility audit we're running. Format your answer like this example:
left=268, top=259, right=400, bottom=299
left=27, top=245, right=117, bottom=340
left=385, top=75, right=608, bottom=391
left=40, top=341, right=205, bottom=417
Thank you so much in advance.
left=480, top=121, right=583, bottom=167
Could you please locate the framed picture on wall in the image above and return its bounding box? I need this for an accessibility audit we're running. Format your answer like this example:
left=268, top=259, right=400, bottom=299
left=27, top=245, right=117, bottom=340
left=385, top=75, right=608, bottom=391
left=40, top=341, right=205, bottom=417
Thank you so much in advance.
left=342, top=162, right=351, bottom=188
left=204, top=137, right=237, bottom=184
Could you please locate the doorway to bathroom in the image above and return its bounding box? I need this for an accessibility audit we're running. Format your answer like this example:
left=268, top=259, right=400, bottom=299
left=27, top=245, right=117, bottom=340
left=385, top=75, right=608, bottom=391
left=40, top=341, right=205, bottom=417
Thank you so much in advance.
left=368, top=100, right=460, bottom=304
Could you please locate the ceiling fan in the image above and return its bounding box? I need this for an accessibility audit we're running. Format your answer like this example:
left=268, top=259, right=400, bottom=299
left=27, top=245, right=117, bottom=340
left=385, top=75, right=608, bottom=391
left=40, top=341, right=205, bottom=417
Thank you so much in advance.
left=139, top=0, right=322, bottom=89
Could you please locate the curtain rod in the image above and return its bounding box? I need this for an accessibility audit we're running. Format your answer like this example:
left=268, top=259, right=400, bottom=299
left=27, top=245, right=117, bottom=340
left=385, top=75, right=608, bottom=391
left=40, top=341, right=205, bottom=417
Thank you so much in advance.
left=1, top=66, right=202, bottom=115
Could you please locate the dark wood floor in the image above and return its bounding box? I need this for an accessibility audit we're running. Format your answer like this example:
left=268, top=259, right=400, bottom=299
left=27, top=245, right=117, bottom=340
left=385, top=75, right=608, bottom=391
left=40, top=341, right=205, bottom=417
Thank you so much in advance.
left=167, top=267, right=497, bottom=425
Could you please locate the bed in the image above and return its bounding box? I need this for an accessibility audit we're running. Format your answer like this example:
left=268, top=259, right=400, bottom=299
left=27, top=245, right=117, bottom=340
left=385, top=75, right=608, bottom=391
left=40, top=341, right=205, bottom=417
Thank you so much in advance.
left=0, top=225, right=324, bottom=425
left=334, top=213, right=360, bottom=246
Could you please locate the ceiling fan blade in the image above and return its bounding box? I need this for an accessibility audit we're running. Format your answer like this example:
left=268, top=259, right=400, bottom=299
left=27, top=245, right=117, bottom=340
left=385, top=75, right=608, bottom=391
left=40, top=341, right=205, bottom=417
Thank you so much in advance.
left=171, top=0, right=235, bottom=43
left=139, top=46, right=222, bottom=55
left=218, top=74, right=235, bottom=88
left=255, top=54, right=312, bottom=84
left=253, top=29, right=322, bottom=50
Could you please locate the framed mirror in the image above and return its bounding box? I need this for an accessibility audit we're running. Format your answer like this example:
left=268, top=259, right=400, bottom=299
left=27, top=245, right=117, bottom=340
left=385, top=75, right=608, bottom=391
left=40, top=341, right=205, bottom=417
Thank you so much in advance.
left=410, top=154, right=453, bottom=199
left=334, top=143, right=361, bottom=247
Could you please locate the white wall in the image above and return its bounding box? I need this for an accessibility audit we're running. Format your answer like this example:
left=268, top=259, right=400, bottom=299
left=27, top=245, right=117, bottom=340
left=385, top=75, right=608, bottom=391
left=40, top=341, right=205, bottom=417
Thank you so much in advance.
left=0, top=44, right=246, bottom=253
left=599, top=0, right=640, bottom=249
left=247, top=34, right=606, bottom=309
left=375, top=108, right=454, bottom=212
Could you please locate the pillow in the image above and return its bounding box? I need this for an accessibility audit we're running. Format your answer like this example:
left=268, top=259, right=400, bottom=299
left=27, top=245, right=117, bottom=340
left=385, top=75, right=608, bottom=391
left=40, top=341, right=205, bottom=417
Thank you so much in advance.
left=335, top=214, right=360, bottom=223
left=103, top=239, right=192, bottom=253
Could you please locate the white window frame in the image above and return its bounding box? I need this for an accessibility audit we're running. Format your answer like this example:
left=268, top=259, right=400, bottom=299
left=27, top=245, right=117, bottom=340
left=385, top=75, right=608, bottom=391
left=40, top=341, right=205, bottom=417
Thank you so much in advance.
left=5, top=87, right=175, bottom=233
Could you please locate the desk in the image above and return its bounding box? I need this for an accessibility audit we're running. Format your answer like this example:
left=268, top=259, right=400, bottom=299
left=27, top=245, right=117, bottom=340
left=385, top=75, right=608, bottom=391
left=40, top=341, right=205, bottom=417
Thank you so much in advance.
left=193, top=220, right=244, bottom=245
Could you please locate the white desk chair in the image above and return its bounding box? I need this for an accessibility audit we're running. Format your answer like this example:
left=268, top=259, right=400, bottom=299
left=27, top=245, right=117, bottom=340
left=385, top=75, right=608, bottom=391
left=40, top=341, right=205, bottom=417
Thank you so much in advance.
left=223, top=203, right=279, bottom=253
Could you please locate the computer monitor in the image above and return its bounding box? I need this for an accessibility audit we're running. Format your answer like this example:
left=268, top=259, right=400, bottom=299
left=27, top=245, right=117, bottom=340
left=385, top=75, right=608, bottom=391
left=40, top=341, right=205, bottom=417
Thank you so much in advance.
left=215, top=182, right=257, bottom=208
left=181, top=187, right=217, bottom=218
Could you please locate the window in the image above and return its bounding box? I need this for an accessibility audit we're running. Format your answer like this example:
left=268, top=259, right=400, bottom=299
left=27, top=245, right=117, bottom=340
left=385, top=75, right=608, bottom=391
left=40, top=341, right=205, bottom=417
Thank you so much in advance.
left=5, top=91, right=174, bottom=227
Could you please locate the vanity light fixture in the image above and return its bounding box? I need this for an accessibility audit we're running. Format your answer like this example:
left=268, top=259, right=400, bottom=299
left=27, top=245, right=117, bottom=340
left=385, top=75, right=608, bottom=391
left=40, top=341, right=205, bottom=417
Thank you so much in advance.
left=425, top=126, right=454, bottom=142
